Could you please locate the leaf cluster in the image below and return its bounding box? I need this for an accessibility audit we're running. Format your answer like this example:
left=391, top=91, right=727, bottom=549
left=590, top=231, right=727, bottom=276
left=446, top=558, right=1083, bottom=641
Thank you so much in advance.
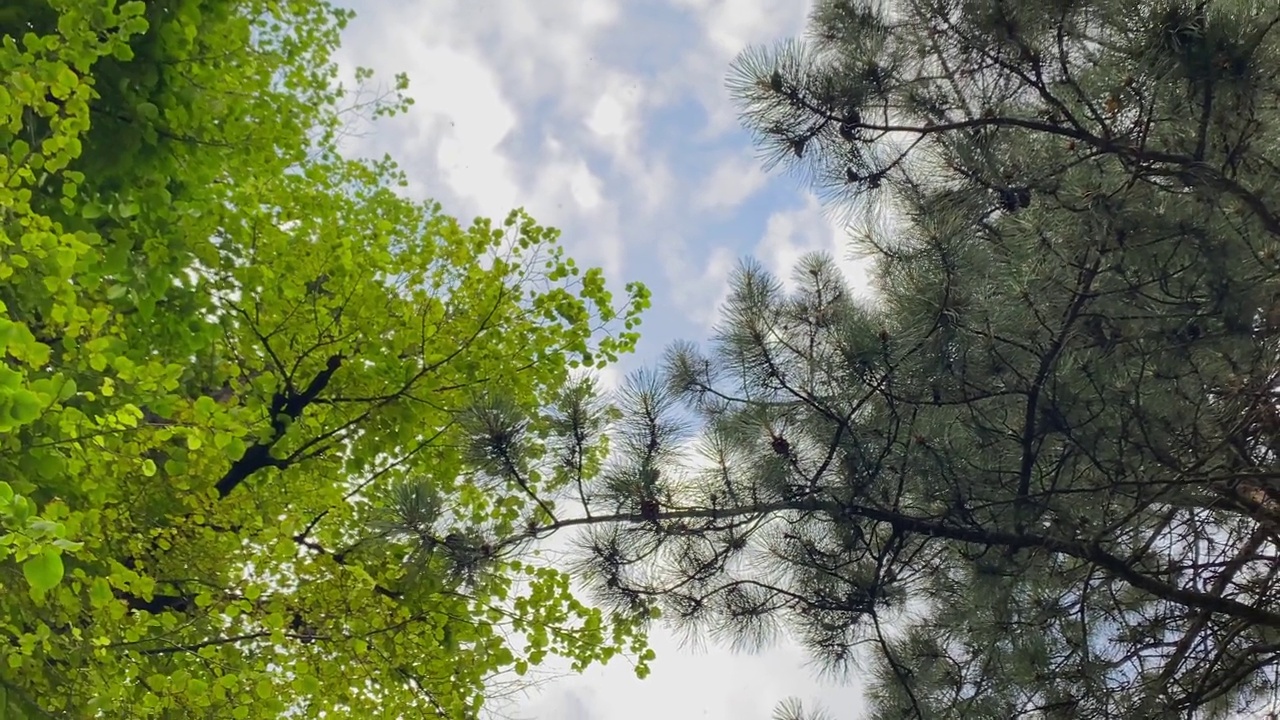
left=0, top=0, right=652, bottom=717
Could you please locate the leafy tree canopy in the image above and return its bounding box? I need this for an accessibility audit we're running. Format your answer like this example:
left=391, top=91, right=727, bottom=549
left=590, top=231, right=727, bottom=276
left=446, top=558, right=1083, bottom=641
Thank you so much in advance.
left=490, top=0, right=1280, bottom=718
left=0, top=0, right=651, bottom=716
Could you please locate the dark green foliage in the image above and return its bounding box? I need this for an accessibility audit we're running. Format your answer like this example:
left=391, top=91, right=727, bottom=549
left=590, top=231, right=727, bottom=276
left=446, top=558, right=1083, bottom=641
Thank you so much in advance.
left=565, top=0, right=1280, bottom=717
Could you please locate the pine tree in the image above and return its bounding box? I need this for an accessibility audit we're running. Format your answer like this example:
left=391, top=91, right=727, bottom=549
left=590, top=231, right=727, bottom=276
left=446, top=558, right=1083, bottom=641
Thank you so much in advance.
left=472, top=0, right=1280, bottom=717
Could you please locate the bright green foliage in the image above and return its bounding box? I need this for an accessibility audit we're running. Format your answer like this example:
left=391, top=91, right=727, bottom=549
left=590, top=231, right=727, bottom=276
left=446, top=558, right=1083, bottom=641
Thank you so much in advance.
left=0, top=480, right=81, bottom=596
left=0, top=0, right=651, bottom=716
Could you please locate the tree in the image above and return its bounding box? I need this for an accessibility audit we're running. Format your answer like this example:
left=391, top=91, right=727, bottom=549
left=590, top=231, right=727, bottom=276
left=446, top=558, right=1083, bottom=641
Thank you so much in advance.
left=490, top=1, right=1280, bottom=718
left=0, top=0, right=652, bottom=717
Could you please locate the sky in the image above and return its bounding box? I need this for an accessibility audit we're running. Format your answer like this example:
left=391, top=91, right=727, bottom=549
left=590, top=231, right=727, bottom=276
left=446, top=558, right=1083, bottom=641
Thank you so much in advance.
left=330, top=1, right=873, bottom=718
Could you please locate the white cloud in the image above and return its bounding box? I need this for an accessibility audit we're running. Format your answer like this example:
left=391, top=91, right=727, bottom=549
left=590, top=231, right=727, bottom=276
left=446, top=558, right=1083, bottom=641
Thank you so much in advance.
left=521, top=153, right=606, bottom=217
left=702, top=0, right=788, bottom=56
left=592, top=364, right=624, bottom=393
left=331, top=7, right=611, bottom=285
left=698, top=153, right=769, bottom=211
left=654, top=0, right=812, bottom=140
left=625, top=154, right=676, bottom=215
left=427, top=50, right=521, bottom=220
left=492, top=1, right=621, bottom=99
left=587, top=89, right=634, bottom=145
left=658, top=240, right=737, bottom=333
left=754, top=195, right=829, bottom=290
left=581, top=75, right=673, bottom=216
left=754, top=193, right=876, bottom=300
left=332, top=0, right=666, bottom=279
left=665, top=0, right=800, bottom=54
left=568, top=161, right=604, bottom=211
left=524, top=633, right=866, bottom=720
left=333, top=28, right=522, bottom=221
left=516, top=146, right=624, bottom=278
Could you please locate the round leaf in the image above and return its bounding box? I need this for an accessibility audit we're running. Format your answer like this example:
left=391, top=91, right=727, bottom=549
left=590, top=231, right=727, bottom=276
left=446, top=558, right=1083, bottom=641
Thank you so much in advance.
left=23, top=548, right=64, bottom=593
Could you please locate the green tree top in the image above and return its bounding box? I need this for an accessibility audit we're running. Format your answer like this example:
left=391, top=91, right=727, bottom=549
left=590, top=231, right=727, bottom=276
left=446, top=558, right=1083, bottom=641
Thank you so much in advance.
left=0, top=0, right=651, bottom=716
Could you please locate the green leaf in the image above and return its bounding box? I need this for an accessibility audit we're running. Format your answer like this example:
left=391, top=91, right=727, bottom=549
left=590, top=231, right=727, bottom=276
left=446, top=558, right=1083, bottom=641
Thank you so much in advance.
left=8, top=391, right=41, bottom=424
left=225, top=437, right=247, bottom=461
left=296, top=674, right=320, bottom=694
left=23, top=549, right=64, bottom=593
left=193, top=395, right=217, bottom=416
left=54, top=247, right=77, bottom=271
left=89, top=577, right=113, bottom=607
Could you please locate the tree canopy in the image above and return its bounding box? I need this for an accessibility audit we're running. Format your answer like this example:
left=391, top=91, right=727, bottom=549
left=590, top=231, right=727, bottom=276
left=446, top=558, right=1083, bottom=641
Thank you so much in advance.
left=507, top=0, right=1280, bottom=718
left=0, top=0, right=651, bottom=716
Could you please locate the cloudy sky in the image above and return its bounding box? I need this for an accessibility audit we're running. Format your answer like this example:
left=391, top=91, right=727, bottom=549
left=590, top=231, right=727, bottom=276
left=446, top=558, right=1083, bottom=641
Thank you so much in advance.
left=331, top=1, right=872, bottom=717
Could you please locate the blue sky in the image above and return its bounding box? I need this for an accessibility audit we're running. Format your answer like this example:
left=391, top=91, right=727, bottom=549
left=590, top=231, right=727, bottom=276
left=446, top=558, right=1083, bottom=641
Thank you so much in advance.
left=331, top=1, right=873, bottom=717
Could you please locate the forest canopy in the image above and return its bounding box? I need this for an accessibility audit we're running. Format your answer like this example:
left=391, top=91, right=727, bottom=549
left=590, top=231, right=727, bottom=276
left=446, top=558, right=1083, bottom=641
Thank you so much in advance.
left=0, top=0, right=652, bottom=716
